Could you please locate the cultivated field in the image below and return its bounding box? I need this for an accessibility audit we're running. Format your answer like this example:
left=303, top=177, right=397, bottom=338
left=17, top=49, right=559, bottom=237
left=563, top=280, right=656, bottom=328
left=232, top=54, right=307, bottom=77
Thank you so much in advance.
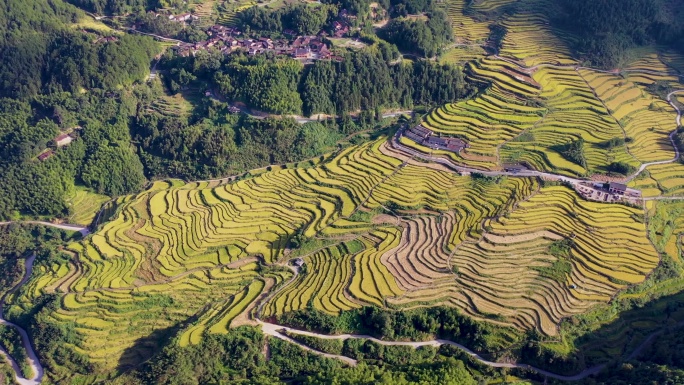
left=4, top=0, right=683, bottom=378
left=412, top=3, right=683, bottom=179
left=66, top=187, right=110, bottom=226
left=5, top=136, right=662, bottom=368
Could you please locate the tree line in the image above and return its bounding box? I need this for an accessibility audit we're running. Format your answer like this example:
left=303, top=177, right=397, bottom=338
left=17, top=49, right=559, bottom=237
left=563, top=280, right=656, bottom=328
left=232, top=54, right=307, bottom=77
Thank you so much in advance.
left=162, top=43, right=474, bottom=116
left=240, top=3, right=339, bottom=37
left=379, top=9, right=452, bottom=57
left=120, top=326, right=480, bottom=384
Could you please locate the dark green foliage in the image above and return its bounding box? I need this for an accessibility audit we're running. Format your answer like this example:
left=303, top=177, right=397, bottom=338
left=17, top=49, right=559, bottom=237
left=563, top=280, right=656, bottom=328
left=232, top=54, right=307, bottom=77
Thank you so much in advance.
left=532, top=256, right=572, bottom=283
left=0, top=89, right=148, bottom=218
left=674, top=126, right=684, bottom=163
left=342, top=340, right=437, bottom=366
left=0, top=357, right=12, bottom=385
left=0, top=223, right=79, bottom=293
left=387, top=0, right=436, bottom=18
left=487, top=23, right=507, bottom=54
left=205, top=54, right=303, bottom=114
left=379, top=10, right=452, bottom=57
left=0, top=0, right=158, bottom=100
left=80, top=143, right=145, bottom=196
left=552, top=0, right=684, bottom=68
left=606, top=161, right=637, bottom=175
left=278, top=306, right=511, bottom=353
left=553, top=138, right=586, bottom=169
left=0, top=326, right=31, bottom=378
left=66, top=0, right=148, bottom=15
left=300, top=48, right=469, bottom=115
left=470, top=172, right=500, bottom=184
left=321, top=0, right=369, bottom=17
left=168, top=46, right=471, bottom=117
left=240, top=4, right=337, bottom=36
left=588, top=362, right=684, bottom=385
left=599, top=136, right=626, bottom=149
left=548, top=238, right=574, bottom=258
left=134, top=101, right=343, bottom=179
left=131, top=11, right=184, bottom=37
left=304, top=357, right=477, bottom=384
left=115, top=325, right=479, bottom=385
left=287, top=333, right=345, bottom=355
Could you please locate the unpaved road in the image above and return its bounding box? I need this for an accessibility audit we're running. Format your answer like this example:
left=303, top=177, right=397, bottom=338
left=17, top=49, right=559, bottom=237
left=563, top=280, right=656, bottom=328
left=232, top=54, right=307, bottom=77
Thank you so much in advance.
left=0, top=255, right=43, bottom=385
left=258, top=319, right=610, bottom=381
left=0, top=221, right=90, bottom=236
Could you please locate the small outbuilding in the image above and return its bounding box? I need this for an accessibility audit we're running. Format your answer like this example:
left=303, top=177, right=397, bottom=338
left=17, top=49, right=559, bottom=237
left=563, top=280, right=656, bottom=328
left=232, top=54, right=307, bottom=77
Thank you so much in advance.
left=38, top=150, right=54, bottom=161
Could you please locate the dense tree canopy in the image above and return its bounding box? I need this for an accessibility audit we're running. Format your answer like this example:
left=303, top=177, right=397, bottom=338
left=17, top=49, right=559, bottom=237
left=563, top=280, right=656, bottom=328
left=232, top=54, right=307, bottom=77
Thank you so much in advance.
left=165, top=44, right=473, bottom=118
left=240, top=4, right=338, bottom=36
left=0, top=0, right=158, bottom=99
left=553, top=0, right=684, bottom=67
left=379, top=10, right=452, bottom=57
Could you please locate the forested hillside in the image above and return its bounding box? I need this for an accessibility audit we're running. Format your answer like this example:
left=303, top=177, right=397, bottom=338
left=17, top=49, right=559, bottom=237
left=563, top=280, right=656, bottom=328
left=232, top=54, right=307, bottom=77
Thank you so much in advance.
left=0, top=0, right=157, bottom=99
left=2, top=0, right=684, bottom=384
left=551, top=0, right=684, bottom=67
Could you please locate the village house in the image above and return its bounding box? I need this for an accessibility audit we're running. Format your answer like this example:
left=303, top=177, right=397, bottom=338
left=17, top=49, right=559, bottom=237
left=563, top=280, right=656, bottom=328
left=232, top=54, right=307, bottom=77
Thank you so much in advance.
left=93, top=36, right=118, bottom=44
left=175, top=26, right=335, bottom=61
left=293, top=48, right=310, bottom=59
left=55, top=134, right=73, bottom=147
left=38, top=150, right=54, bottom=161
left=608, top=182, right=627, bottom=195
left=169, top=13, right=199, bottom=23
left=403, top=124, right=468, bottom=153
left=332, top=21, right=349, bottom=37
left=503, top=163, right=527, bottom=173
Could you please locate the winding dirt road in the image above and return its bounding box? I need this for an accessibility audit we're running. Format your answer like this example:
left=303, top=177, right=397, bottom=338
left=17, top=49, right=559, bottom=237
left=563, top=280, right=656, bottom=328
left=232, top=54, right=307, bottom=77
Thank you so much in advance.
left=0, top=256, right=43, bottom=385
left=257, top=319, right=609, bottom=381
left=0, top=221, right=90, bottom=237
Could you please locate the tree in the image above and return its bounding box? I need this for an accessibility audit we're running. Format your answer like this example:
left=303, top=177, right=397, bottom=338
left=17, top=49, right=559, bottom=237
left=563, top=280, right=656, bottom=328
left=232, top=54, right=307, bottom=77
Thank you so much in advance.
left=81, top=143, right=146, bottom=196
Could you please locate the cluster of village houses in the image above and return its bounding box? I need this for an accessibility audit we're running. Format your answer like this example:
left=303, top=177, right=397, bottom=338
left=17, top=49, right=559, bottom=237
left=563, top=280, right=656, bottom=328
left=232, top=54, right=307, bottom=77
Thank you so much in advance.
left=402, top=124, right=469, bottom=153
left=173, top=26, right=346, bottom=61
left=160, top=7, right=354, bottom=60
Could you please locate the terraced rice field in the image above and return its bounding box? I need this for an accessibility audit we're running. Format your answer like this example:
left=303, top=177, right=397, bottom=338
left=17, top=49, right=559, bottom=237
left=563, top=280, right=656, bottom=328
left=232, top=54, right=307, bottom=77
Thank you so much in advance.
left=423, top=57, right=545, bottom=167
left=629, top=163, right=684, bottom=197
left=5, top=132, right=665, bottom=368
left=647, top=201, right=684, bottom=261
left=466, top=0, right=518, bottom=15
left=66, top=187, right=110, bottom=226
left=498, top=11, right=576, bottom=67
left=7, top=139, right=404, bottom=367
left=388, top=185, right=657, bottom=336
left=442, top=0, right=490, bottom=43
left=192, top=0, right=216, bottom=26
left=579, top=69, right=676, bottom=163
left=217, top=0, right=257, bottom=26
left=150, top=93, right=193, bottom=117
left=416, top=3, right=682, bottom=177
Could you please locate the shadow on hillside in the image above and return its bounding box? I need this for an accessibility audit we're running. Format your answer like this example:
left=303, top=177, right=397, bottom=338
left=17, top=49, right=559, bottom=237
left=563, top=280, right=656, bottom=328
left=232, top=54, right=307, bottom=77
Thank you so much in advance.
left=116, top=322, right=185, bottom=373
left=518, top=289, right=684, bottom=380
